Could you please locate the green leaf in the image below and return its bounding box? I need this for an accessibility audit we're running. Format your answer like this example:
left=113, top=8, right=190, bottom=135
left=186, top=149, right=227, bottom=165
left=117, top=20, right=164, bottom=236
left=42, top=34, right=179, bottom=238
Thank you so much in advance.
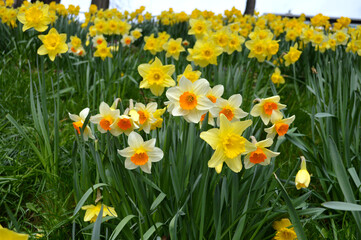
left=143, top=222, right=162, bottom=240
left=91, top=205, right=103, bottom=240
left=322, top=201, right=361, bottom=211
left=274, top=173, right=307, bottom=240
left=109, top=215, right=136, bottom=240
left=150, top=192, right=166, bottom=211
left=314, top=113, right=335, bottom=118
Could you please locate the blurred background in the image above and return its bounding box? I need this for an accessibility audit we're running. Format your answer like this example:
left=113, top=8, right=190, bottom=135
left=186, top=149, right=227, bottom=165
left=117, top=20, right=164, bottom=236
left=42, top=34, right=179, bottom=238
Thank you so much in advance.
left=58, top=0, right=361, bottom=18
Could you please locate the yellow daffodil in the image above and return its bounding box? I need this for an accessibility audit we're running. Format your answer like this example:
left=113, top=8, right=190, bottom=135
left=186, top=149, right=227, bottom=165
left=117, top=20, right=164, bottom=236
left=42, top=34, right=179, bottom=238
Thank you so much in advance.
left=272, top=218, right=297, bottom=240
left=295, top=156, right=311, bottom=190
left=250, top=96, right=286, bottom=125
left=177, top=64, right=201, bottom=83
left=134, top=102, right=157, bottom=133
left=163, top=38, right=185, bottom=60
left=118, top=131, right=163, bottom=174
left=37, top=28, right=68, bottom=61
left=94, top=42, right=113, bottom=60
left=333, top=28, right=350, bottom=45
left=187, top=40, right=223, bottom=67
left=69, top=108, right=95, bottom=141
left=131, top=28, right=143, bottom=39
left=200, top=114, right=256, bottom=173
left=265, top=115, right=295, bottom=139
left=138, top=57, right=175, bottom=96
left=271, top=68, right=285, bottom=86
left=150, top=108, right=167, bottom=130
left=244, top=138, right=280, bottom=169
left=81, top=202, right=117, bottom=223
left=144, top=34, right=159, bottom=55
left=69, top=35, right=82, bottom=48
left=245, top=38, right=268, bottom=62
left=0, top=224, right=29, bottom=240
left=210, top=94, right=248, bottom=125
left=17, top=4, right=51, bottom=32
left=283, top=43, right=302, bottom=66
left=225, top=33, right=245, bottom=55
left=166, top=77, right=213, bottom=123
left=90, top=101, right=120, bottom=133
left=188, top=17, right=211, bottom=39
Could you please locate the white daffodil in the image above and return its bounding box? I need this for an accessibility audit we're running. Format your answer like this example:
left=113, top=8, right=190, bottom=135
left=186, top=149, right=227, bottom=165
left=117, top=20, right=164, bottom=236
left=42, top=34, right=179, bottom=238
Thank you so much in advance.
left=134, top=102, right=157, bottom=134
left=265, top=115, right=295, bottom=139
left=118, top=131, right=163, bottom=174
left=69, top=108, right=95, bottom=141
left=200, top=84, right=224, bottom=126
left=250, top=95, right=286, bottom=125
left=244, top=138, right=280, bottom=169
left=90, top=101, right=120, bottom=133
left=210, top=94, right=248, bottom=126
left=165, top=76, right=213, bottom=123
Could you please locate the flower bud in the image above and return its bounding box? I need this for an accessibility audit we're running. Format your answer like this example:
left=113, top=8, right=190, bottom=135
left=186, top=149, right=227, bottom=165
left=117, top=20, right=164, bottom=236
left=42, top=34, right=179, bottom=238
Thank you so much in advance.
left=295, top=156, right=311, bottom=189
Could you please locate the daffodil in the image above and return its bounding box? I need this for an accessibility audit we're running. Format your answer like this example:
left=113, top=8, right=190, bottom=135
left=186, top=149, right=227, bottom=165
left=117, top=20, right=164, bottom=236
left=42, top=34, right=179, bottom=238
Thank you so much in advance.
left=81, top=202, right=117, bottom=223
left=134, top=102, right=157, bottom=133
left=295, top=156, right=311, bottom=190
left=90, top=101, right=120, bottom=133
left=166, top=77, right=213, bottom=123
left=118, top=131, right=163, bottom=174
left=37, top=28, right=68, bottom=61
left=131, top=28, right=143, bottom=39
left=94, top=42, right=113, bottom=60
left=265, top=115, right=295, bottom=139
left=138, top=57, right=175, bottom=96
left=244, top=138, right=280, bottom=169
left=200, top=114, right=256, bottom=173
left=68, top=108, right=95, bottom=141
left=250, top=96, right=286, bottom=125
left=283, top=43, right=302, bottom=66
left=150, top=108, right=167, bottom=130
left=121, top=34, right=134, bottom=47
left=177, top=64, right=202, bottom=83
left=17, top=4, right=51, bottom=32
left=163, top=38, right=185, bottom=60
left=271, top=68, right=285, bottom=86
left=200, top=84, right=225, bottom=126
left=92, top=34, right=106, bottom=47
left=188, top=17, right=211, bottom=39
left=210, top=94, right=248, bottom=125
left=187, top=40, right=223, bottom=67
left=272, top=218, right=297, bottom=240
left=0, top=224, right=29, bottom=240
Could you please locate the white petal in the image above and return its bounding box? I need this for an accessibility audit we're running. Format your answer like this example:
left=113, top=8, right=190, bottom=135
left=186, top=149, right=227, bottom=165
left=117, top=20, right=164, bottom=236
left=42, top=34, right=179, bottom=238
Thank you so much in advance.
left=79, top=108, right=90, bottom=120
left=69, top=113, right=81, bottom=122
left=124, top=158, right=138, bottom=170
left=99, top=102, right=111, bottom=115
left=197, top=96, right=213, bottom=110
left=118, top=147, right=135, bottom=157
left=212, top=85, right=224, bottom=98
left=166, top=87, right=182, bottom=102
left=128, top=131, right=144, bottom=148
left=148, top=147, right=163, bottom=162
left=193, top=78, right=210, bottom=95
left=140, top=162, right=151, bottom=173
left=178, top=76, right=193, bottom=92
left=228, top=94, right=242, bottom=107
